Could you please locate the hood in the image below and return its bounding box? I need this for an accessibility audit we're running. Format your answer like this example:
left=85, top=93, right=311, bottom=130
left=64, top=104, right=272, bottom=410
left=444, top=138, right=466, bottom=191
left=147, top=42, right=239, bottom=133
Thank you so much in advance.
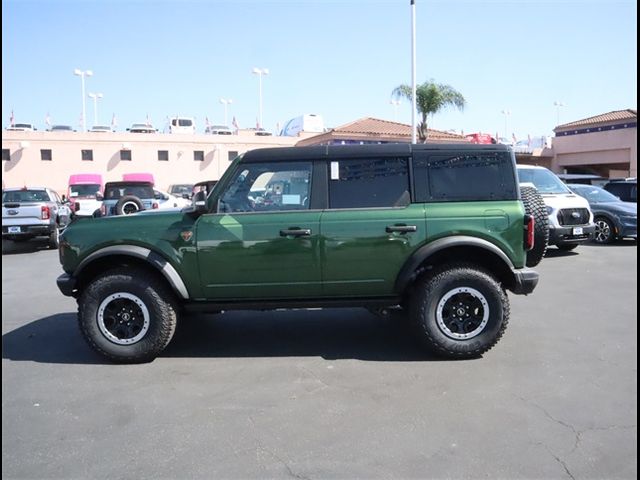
left=540, top=193, right=591, bottom=211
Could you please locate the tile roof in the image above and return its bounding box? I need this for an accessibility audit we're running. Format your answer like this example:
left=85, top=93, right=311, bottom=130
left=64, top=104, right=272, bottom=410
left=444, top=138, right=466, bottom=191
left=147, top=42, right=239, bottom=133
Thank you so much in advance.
left=296, top=117, right=467, bottom=146
left=556, top=109, right=637, bottom=130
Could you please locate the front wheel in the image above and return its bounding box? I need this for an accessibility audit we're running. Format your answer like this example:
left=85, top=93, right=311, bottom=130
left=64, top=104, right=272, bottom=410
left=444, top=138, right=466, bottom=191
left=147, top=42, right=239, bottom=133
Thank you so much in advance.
left=594, top=217, right=615, bottom=244
left=410, top=264, right=509, bottom=359
left=78, top=268, right=178, bottom=363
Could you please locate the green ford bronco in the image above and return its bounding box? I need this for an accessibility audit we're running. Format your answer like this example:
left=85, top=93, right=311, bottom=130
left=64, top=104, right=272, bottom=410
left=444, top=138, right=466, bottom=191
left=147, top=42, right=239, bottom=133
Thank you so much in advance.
left=57, top=144, right=540, bottom=363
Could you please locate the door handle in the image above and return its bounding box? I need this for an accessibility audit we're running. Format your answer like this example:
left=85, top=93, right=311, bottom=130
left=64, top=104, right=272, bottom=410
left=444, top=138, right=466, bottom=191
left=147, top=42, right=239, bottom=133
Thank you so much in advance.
left=386, top=225, right=417, bottom=233
left=280, top=228, right=312, bottom=237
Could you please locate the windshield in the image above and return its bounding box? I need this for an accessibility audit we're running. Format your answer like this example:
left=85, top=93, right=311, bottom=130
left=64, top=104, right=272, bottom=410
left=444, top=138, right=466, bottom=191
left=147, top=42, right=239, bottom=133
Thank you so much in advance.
left=518, top=168, right=571, bottom=194
left=170, top=184, right=193, bottom=195
left=571, top=185, right=621, bottom=203
left=14, top=123, right=32, bottom=129
left=70, top=184, right=101, bottom=197
left=3, top=190, right=49, bottom=202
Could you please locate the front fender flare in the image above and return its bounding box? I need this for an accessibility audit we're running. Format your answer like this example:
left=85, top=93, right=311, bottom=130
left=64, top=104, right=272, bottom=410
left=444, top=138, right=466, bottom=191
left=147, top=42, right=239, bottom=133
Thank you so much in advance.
left=75, top=245, right=189, bottom=299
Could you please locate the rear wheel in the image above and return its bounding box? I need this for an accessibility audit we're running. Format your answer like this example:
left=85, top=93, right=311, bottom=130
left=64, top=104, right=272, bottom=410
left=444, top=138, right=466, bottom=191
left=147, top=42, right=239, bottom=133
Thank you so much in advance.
left=410, top=264, right=509, bottom=359
left=520, top=186, right=549, bottom=267
left=78, top=268, right=178, bottom=363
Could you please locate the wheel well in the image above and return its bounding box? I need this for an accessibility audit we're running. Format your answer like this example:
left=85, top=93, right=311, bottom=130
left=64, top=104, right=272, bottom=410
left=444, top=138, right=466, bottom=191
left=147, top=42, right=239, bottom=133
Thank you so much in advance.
left=76, top=255, right=171, bottom=297
left=403, top=245, right=516, bottom=295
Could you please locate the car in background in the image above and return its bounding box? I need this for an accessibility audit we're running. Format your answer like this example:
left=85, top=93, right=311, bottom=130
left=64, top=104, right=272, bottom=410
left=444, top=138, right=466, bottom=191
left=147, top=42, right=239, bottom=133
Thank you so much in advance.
left=568, top=184, right=637, bottom=244
left=100, top=181, right=158, bottom=216
left=67, top=174, right=103, bottom=218
left=127, top=123, right=157, bottom=133
left=89, top=125, right=112, bottom=133
left=253, top=127, right=272, bottom=136
left=557, top=173, right=606, bottom=186
left=6, top=123, right=36, bottom=131
left=50, top=125, right=75, bottom=132
left=205, top=125, right=233, bottom=135
left=603, top=178, right=637, bottom=203
left=153, top=189, right=191, bottom=210
left=168, top=117, right=195, bottom=134
left=168, top=184, right=194, bottom=199
left=192, top=180, right=218, bottom=198
left=2, top=187, right=71, bottom=248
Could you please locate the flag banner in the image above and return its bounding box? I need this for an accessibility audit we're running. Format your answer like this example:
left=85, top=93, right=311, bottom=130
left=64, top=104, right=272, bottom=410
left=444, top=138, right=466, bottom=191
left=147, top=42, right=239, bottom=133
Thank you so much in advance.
left=232, top=116, right=239, bottom=131
left=10, top=110, right=15, bottom=126
left=45, top=113, right=51, bottom=127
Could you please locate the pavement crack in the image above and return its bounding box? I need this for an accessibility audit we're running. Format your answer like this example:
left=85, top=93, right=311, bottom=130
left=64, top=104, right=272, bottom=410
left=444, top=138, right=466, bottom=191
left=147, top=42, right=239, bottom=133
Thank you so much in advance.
left=516, top=395, right=581, bottom=453
left=538, top=442, right=576, bottom=480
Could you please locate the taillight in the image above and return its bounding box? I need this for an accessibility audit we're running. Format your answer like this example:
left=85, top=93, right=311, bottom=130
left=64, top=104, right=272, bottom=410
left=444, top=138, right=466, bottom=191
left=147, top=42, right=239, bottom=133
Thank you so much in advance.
left=152, top=202, right=159, bottom=209
left=41, top=205, right=50, bottom=220
left=524, top=214, right=535, bottom=251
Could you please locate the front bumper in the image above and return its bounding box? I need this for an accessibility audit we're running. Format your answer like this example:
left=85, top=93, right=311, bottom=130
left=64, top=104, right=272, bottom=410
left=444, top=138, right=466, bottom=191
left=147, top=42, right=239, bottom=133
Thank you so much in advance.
left=549, top=224, right=596, bottom=246
left=57, top=273, right=78, bottom=297
left=511, top=267, right=539, bottom=295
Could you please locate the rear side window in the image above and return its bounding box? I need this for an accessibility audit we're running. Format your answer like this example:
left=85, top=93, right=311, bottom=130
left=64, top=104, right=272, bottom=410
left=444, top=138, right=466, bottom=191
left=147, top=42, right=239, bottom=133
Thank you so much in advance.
left=328, top=157, right=410, bottom=209
left=414, top=152, right=517, bottom=202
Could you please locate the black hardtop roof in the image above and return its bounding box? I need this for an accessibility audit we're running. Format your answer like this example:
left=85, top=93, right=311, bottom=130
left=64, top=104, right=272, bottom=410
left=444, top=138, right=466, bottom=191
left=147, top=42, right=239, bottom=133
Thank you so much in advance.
left=241, top=143, right=511, bottom=162
left=104, top=181, right=154, bottom=188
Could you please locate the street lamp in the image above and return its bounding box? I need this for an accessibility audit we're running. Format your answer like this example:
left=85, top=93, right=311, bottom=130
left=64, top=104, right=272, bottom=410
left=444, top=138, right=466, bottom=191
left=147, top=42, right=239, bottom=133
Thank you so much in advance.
left=219, top=98, right=233, bottom=126
left=389, top=99, right=401, bottom=122
left=88, top=92, right=103, bottom=127
left=73, top=69, right=93, bottom=132
left=553, top=101, right=566, bottom=126
left=501, top=109, right=511, bottom=140
left=252, top=67, right=269, bottom=128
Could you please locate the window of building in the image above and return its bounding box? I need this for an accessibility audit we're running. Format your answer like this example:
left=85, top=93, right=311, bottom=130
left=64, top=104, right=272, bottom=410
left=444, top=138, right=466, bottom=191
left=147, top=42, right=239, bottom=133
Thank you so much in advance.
left=194, top=150, right=204, bottom=162
left=41, top=149, right=52, bottom=161
left=228, top=151, right=239, bottom=162
left=328, top=157, right=410, bottom=209
left=158, top=150, right=169, bottom=161
left=2, top=149, right=10, bottom=161
left=81, top=149, right=93, bottom=161
left=120, top=150, right=132, bottom=161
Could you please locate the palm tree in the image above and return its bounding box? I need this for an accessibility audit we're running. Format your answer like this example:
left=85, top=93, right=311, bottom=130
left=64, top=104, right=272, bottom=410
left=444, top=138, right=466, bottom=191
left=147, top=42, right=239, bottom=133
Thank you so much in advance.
left=393, top=80, right=466, bottom=142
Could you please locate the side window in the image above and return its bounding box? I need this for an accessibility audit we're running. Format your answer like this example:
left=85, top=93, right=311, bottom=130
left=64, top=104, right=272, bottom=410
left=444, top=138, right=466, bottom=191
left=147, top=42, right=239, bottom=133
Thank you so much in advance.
left=219, top=162, right=312, bottom=213
left=415, top=152, right=517, bottom=202
left=328, top=157, right=410, bottom=209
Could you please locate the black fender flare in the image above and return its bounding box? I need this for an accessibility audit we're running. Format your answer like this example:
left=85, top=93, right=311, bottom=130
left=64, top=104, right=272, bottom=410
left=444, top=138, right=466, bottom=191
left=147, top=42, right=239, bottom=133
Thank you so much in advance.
left=74, top=245, right=189, bottom=299
left=394, top=236, right=516, bottom=293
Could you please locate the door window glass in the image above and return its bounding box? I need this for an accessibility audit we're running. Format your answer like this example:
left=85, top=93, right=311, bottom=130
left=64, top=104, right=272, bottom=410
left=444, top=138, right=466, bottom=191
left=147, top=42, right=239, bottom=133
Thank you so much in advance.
left=219, top=162, right=312, bottom=213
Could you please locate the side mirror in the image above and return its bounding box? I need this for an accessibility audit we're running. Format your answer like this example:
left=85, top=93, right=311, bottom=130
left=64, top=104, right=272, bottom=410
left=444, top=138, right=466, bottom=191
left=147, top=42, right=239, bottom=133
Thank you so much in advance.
left=96, top=193, right=104, bottom=201
left=193, top=190, right=208, bottom=214
left=182, top=193, right=191, bottom=199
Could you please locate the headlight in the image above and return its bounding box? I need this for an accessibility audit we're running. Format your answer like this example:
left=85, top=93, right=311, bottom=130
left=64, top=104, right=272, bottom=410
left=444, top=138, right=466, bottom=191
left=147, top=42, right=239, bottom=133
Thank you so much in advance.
left=546, top=206, right=554, bottom=215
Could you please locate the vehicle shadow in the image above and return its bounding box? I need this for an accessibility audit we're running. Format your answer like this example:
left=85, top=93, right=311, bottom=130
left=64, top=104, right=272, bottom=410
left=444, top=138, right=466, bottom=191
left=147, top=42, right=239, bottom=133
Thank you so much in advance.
left=2, top=238, right=52, bottom=255
left=2, top=309, right=446, bottom=364
left=543, top=247, right=580, bottom=259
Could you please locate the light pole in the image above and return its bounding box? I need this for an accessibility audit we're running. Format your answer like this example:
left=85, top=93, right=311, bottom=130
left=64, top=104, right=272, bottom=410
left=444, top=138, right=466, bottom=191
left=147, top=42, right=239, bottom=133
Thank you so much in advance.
left=252, top=67, right=269, bottom=128
left=219, top=98, right=233, bottom=126
left=389, top=99, right=401, bottom=122
left=74, top=69, right=93, bottom=132
left=88, top=92, right=103, bottom=126
left=410, top=0, right=417, bottom=144
left=553, top=101, right=565, bottom=126
left=501, top=109, right=511, bottom=140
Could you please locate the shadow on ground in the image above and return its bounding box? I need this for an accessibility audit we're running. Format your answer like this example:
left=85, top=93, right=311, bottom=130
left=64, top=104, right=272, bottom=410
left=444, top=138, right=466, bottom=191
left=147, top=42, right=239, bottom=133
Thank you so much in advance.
left=2, top=238, right=52, bottom=255
left=2, top=309, right=442, bottom=364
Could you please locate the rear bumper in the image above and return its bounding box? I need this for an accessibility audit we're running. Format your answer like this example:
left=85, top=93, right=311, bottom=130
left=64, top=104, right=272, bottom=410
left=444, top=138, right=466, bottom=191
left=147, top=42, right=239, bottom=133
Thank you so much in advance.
left=549, top=224, right=596, bottom=246
left=56, top=273, right=78, bottom=297
left=511, top=267, right=539, bottom=295
left=2, top=224, right=53, bottom=238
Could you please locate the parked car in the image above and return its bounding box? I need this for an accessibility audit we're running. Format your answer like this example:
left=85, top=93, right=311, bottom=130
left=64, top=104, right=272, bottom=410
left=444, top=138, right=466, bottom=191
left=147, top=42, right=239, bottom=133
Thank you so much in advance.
left=603, top=178, right=637, bottom=203
left=168, top=117, right=195, bottom=134
left=517, top=165, right=595, bottom=251
left=100, top=181, right=157, bottom=216
left=50, top=125, right=75, bottom=132
left=89, top=125, right=112, bottom=133
left=253, top=127, right=272, bottom=136
left=57, top=143, right=540, bottom=363
left=205, top=125, right=233, bottom=135
left=2, top=187, right=71, bottom=248
left=67, top=174, right=104, bottom=218
left=6, top=123, right=36, bottom=131
left=568, top=184, right=637, bottom=244
left=127, top=123, right=157, bottom=133
left=168, top=184, right=194, bottom=199
left=122, top=172, right=155, bottom=185
left=153, top=189, right=191, bottom=210
left=192, top=180, right=218, bottom=198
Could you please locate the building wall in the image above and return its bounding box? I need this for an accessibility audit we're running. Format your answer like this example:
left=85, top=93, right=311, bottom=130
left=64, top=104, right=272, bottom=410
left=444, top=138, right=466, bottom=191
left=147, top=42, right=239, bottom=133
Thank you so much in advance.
left=550, top=127, right=637, bottom=177
left=2, top=131, right=298, bottom=195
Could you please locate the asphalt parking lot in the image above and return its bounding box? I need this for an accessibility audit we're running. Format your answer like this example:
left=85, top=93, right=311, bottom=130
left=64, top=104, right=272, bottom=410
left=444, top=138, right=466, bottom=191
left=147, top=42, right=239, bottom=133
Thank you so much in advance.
left=2, top=239, right=637, bottom=479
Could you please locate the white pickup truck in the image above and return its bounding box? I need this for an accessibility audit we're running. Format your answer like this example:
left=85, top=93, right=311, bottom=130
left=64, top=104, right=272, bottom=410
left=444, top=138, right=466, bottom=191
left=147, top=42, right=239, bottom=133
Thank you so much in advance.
left=2, top=187, right=71, bottom=248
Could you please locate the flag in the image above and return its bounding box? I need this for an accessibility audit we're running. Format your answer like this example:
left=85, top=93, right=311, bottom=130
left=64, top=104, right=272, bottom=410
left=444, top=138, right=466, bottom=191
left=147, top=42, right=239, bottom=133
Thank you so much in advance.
left=496, top=131, right=499, bottom=142
left=527, top=134, right=531, bottom=147
left=45, top=112, right=52, bottom=127
left=79, top=112, right=84, bottom=129
left=111, top=113, right=117, bottom=129
left=205, top=116, right=211, bottom=127
left=10, top=109, right=14, bottom=127
left=512, top=133, right=517, bottom=144
left=232, top=116, right=239, bottom=132
left=146, top=114, right=152, bottom=126
left=256, top=118, right=260, bottom=129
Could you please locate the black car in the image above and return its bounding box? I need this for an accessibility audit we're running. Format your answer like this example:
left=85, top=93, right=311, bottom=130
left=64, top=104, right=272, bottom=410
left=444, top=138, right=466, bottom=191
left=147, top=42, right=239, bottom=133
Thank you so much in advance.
left=568, top=184, right=637, bottom=244
left=603, top=178, right=637, bottom=203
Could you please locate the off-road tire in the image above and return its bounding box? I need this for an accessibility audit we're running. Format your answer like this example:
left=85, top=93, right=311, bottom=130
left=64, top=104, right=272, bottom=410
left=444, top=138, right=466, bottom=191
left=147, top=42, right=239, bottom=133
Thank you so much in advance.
left=49, top=225, right=60, bottom=249
left=78, top=268, right=178, bottom=363
left=116, top=195, right=144, bottom=215
left=410, top=263, right=509, bottom=359
left=520, top=186, right=549, bottom=267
